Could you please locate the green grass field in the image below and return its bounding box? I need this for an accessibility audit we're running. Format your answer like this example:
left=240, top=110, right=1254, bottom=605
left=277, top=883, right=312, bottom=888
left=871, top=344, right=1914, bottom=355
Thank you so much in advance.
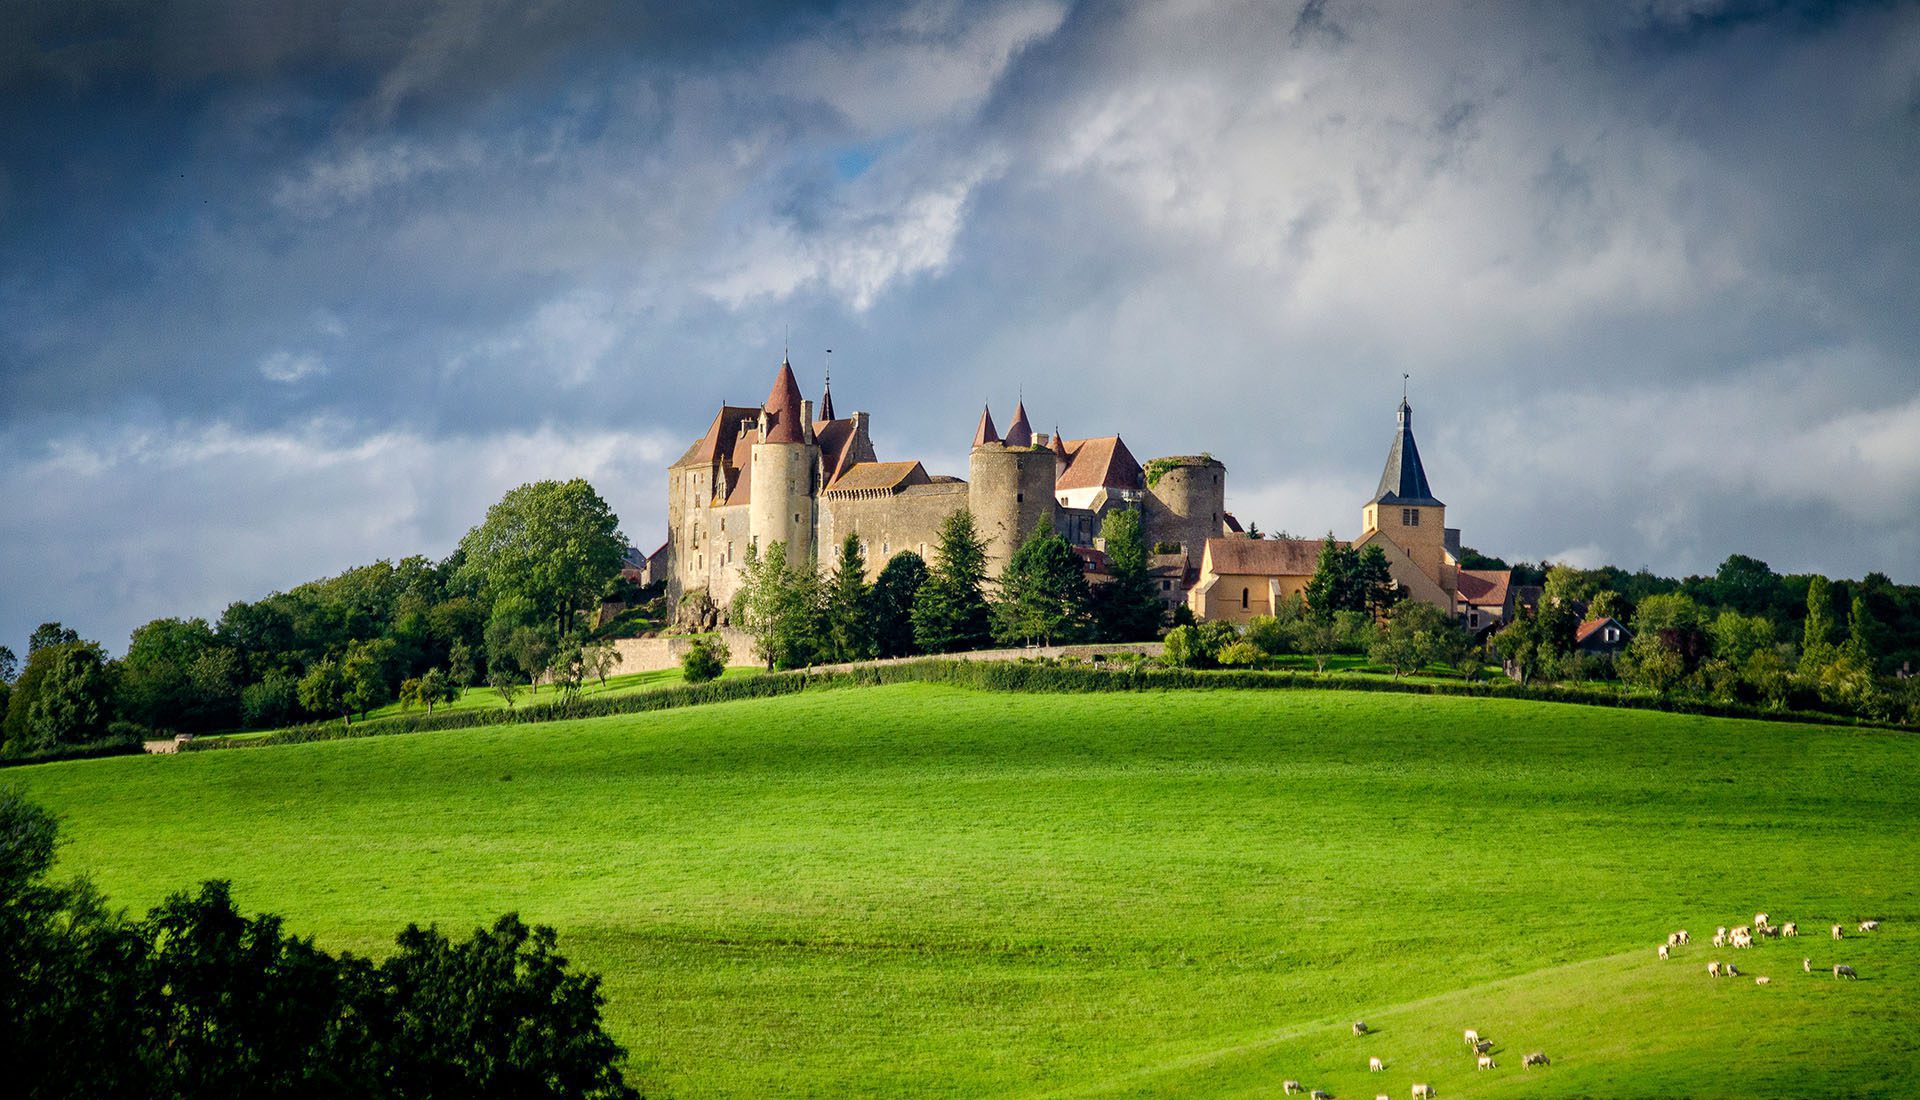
left=14, top=685, right=1920, bottom=1097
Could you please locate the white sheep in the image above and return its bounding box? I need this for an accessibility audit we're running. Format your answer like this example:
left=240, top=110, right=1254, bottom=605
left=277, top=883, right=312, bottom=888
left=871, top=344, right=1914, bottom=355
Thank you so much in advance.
left=1835, top=964, right=1858, bottom=980
left=1755, top=976, right=1772, bottom=985
left=1378, top=1095, right=1392, bottom=1100
left=1754, top=912, right=1769, bottom=928
left=1731, top=929, right=1753, bottom=949
left=1284, top=1081, right=1303, bottom=1095
left=1832, top=923, right=1845, bottom=939
left=1804, top=957, right=1813, bottom=973
left=1523, top=1051, right=1549, bottom=1067
left=1659, top=944, right=1670, bottom=960
left=1725, top=962, right=1741, bottom=977
left=1860, top=920, right=1879, bottom=932
left=1463, top=1028, right=1479, bottom=1048
left=1716, top=925, right=1728, bottom=937
left=1708, top=960, right=1722, bottom=976
left=1412, top=1086, right=1434, bottom=1099
left=1712, top=932, right=1727, bottom=947
left=1353, top=1021, right=1369, bottom=1036
left=1478, top=1054, right=1496, bottom=1070
left=1370, top=1056, right=1384, bottom=1072
left=1677, top=929, right=1690, bottom=944
left=1783, top=921, right=1798, bottom=937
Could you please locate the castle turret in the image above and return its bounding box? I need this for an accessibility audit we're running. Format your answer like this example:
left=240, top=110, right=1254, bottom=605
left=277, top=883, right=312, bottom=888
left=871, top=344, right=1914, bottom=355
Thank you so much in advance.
left=750, top=359, right=819, bottom=565
left=1361, top=397, right=1447, bottom=582
left=969, top=402, right=1054, bottom=579
left=1143, top=455, right=1227, bottom=557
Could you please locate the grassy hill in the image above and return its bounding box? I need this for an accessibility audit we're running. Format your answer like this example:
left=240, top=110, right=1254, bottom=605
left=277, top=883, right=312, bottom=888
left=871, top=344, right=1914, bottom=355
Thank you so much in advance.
left=14, top=685, right=1919, bottom=1097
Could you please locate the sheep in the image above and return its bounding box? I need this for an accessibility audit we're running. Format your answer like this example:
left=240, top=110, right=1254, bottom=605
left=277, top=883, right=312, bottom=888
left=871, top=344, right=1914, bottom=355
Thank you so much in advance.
left=1755, top=976, right=1772, bottom=985
left=1725, top=961, right=1741, bottom=977
left=1833, top=924, right=1845, bottom=940
left=1474, top=1039, right=1494, bottom=1055
left=1523, top=1051, right=1549, bottom=1067
left=1731, top=929, right=1753, bottom=949
left=1860, top=920, right=1879, bottom=932
left=1284, top=1081, right=1303, bottom=1095
left=1478, top=1054, right=1496, bottom=1070
left=1835, top=964, right=1858, bottom=980
left=1712, top=932, right=1727, bottom=947
left=1412, top=1086, right=1434, bottom=1099
left=1378, top=1095, right=1391, bottom=1100
left=1805, top=957, right=1813, bottom=973
left=1716, top=925, right=1728, bottom=938
left=1677, top=929, right=1691, bottom=944
left=1462, top=1028, right=1479, bottom=1048
left=1708, top=960, right=1722, bottom=977
left=1754, top=912, right=1769, bottom=928
left=1659, top=944, right=1670, bottom=960
left=1370, top=1056, right=1384, bottom=1072
left=1783, top=922, right=1798, bottom=937
left=1666, top=932, right=1681, bottom=946
left=1353, top=1021, right=1369, bottom=1036
left=1311, top=1090, right=1331, bottom=1100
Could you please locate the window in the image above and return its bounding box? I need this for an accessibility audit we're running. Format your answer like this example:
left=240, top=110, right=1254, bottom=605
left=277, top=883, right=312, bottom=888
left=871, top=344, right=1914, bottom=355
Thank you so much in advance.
left=1403, top=508, right=1421, bottom=527
left=1241, top=587, right=1249, bottom=610
left=793, top=513, right=800, bottom=523
left=1606, top=627, right=1620, bottom=643
left=1017, top=492, right=1024, bottom=503
left=1162, top=580, right=1171, bottom=591
left=1469, top=611, right=1479, bottom=628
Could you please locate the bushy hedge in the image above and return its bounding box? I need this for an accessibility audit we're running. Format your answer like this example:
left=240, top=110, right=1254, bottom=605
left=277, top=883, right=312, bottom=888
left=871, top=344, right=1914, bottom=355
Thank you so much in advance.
left=0, top=732, right=144, bottom=768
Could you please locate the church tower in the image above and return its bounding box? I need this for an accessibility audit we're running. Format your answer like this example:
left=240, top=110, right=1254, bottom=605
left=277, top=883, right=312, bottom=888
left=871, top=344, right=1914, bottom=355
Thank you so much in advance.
left=1360, top=396, right=1447, bottom=582
left=749, top=359, right=819, bottom=567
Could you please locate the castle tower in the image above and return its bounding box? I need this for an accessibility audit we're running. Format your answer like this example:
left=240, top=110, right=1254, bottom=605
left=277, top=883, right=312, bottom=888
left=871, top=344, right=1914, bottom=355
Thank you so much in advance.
left=969, top=400, right=1054, bottom=579
left=750, top=359, right=820, bottom=567
left=1142, top=455, right=1226, bottom=557
left=1360, top=397, right=1446, bottom=581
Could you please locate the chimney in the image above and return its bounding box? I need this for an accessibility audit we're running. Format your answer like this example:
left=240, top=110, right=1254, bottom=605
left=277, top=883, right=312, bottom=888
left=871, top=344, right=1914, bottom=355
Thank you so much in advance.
left=800, top=399, right=815, bottom=443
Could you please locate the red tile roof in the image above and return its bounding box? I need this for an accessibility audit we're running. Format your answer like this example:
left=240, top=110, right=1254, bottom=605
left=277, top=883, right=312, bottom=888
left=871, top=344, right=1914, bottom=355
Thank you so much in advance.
left=973, top=405, right=999, bottom=447
left=1575, top=617, right=1628, bottom=645
left=1056, top=436, right=1144, bottom=491
left=1455, top=568, right=1511, bottom=608
left=1004, top=400, right=1033, bottom=447
left=674, top=405, right=760, bottom=468
left=825, top=460, right=928, bottom=494
left=1203, top=536, right=1335, bottom=576
left=762, top=360, right=805, bottom=444
left=814, top=418, right=861, bottom=485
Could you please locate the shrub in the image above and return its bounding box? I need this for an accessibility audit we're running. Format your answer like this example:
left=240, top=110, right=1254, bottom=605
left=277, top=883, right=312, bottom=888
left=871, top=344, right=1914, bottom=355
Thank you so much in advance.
left=680, top=636, right=729, bottom=684
left=1216, top=640, right=1261, bottom=667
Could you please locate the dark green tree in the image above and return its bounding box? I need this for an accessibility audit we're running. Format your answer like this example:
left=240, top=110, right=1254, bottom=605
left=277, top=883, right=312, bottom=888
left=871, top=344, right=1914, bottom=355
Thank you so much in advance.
left=1092, top=509, right=1163, bottom=641
left=913, top=510, right=992, bottom=653
left=457, top=479, right=626, bottom=640
left=27, top=622, right=78, bottom=656
left=870, top=552, right=928, bottom=659
left=8, top=641, right=115, bottom=752
left=447, top=640, right=477, bottom=698
left=680, top=636, right=728, bottom=683
left=823, top=534, right=875, bottom=663
left=992, top=527, right=1092, bottom=646
left=297, top=656, right=350, bottom=725
left=1304, top=538, right=1403, bottom=618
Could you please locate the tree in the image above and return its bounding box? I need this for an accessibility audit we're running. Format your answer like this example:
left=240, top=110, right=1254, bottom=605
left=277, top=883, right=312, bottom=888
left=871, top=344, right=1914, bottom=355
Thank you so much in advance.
left=1801, top=574, right=1838, bottom=672
left=1708, top=609, right=1777, bottom=667
left=680, top=636, right=728, bottom=683
left=870, top=551, right=928, bottom=659
left=1369, top=600, right=1470, bottom=678
left=240, top=669, right=301, bottom=728
left=297, top=657, right=349, bottom=725
left=27, top=622, right=78, bottom=656
left=1304, top=538, right=1402, bottom=618
left=341, top=639, right=394, bottom=718
left=992, top=527, right=1092, bottom=646
left=1494, top=609, right=1555, bottom=686
left=400, top=667, right=457, bottom=715
left=582, top=640, right=622, bottom=688
left=457, top=479, right=626, bottom=641
left=548, top=645, right=588, bottom=707
left=9, top=641, right=115, bottom=752
left=1844, top=594, right=1878, bottom=666
left=913, top=510, right=992, bottom=653
left=1092, top=509, right=1163, bottom=642
left=0, top=645, right=17, bottom=684
left=447, top=640, right=477, bottom=697
left=509, top=627, right=556, bottom=694
left=118, top=617, right=219, bottom=730
left=823, top=535, right=875, bottom=663
left=487, top=662, right=523, bottom=709
left=732, top=540, right=792, bottom=671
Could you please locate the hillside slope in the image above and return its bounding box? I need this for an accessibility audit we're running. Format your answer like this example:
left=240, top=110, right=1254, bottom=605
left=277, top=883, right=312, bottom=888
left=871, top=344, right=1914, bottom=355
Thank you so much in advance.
left=16, top=685, right=1920, bottom=1097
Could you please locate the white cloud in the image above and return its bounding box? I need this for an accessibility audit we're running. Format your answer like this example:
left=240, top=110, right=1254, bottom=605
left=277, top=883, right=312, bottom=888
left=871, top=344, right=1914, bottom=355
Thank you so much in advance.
left=257, top=350, right=327, bottom=383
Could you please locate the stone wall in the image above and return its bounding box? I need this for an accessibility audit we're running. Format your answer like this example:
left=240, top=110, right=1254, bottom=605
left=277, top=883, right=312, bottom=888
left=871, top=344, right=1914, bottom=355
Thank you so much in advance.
left=818, top=480, right=970, bottom=576
left=611, top=629, right=760, bottom=673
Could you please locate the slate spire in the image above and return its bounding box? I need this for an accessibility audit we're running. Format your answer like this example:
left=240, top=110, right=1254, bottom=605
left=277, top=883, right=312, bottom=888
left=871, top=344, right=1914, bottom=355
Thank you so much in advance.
left=819, top=368, right=836, bottom=421
left=1371, top=397, right=1442, bottom=506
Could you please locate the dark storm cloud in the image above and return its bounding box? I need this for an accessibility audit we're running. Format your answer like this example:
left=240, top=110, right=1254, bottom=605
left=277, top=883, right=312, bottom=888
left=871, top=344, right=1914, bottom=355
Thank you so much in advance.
left=2, top=0, right=1918, bottom=652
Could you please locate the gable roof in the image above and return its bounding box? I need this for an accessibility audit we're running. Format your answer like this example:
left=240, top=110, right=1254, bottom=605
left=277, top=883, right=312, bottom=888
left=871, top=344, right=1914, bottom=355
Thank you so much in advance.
left=1056, top=435, right=1144, bottom=491
left=1575, top=617, right=1630, bottom=645
left=826, top=460, right=928, bottom=494
left=1372, top=399, right=1443, bottom=507
left=1455, top=568, right=1511, bottom=608
left=1202, top=536, right=1333, bottom=577
left=674, top=405, right=760, bottom=468
left=814, top=417, right=864, bottom=486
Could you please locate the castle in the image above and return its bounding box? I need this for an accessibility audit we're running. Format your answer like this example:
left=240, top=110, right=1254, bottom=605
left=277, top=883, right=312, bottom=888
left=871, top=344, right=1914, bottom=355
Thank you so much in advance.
left=665, top=359, right=1231, bottom=615
left=663, top=359, right=1512, bottom=631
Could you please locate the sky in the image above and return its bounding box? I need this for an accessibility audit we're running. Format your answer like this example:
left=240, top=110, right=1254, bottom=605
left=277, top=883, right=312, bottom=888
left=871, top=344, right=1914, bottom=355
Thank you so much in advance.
left=3, top=0, right=1918, bottom=654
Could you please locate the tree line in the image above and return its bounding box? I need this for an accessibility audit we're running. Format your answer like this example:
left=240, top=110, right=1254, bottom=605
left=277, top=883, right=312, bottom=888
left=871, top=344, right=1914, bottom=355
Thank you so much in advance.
left=1, top=479, right=632, bottom=761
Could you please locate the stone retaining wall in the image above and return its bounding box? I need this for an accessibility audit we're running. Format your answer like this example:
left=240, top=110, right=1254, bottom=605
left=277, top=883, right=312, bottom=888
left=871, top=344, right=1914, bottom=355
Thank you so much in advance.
left=610, top=629, right=759, bottom=673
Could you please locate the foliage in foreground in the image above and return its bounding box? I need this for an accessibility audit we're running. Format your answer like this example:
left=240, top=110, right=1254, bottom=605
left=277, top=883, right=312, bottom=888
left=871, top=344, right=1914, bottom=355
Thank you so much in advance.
left=0, top=789, right=637, bottom=1100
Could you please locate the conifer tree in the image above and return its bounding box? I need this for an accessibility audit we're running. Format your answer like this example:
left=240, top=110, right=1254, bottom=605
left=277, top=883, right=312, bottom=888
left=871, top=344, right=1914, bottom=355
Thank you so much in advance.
left=912, top=510, right=992, bottom=653
left=1092, top=509, right=1163, bottom=641
left=992, top=527, right=1093, bottom=646
left=871, top=552, right=928, bottom=658
left=824, top=534, right=874, bottom=663
left=1800, top=574, right=1837, bottom=674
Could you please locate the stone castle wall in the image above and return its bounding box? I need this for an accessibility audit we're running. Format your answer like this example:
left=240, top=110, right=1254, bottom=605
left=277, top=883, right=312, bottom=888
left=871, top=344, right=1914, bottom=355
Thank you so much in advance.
left=818, top=480, right=970, bottom=576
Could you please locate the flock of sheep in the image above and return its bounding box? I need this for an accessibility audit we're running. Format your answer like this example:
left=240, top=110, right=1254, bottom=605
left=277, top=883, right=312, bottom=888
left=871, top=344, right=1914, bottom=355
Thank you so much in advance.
left=1663, top=912, right=1882, bottom=985
left=1277, top=1020, right=1548, bottom=1099
left=1272, top=911, right=1885, bottom=1098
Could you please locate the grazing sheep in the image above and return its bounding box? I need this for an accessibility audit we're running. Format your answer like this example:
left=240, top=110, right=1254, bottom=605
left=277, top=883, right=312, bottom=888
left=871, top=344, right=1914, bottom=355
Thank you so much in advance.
left=1716, top=926, right=1728, bottom=938
left=1523, top=1051, right=1549, bottom=1067
left=1474, top=1039, right=1494, bottom=1055
left=1667, top=932, right=1681, bottom=946
left=1712, top=932, right=1727, bottom=947
left=1755, top=912, right=1769, bottom=928
left=1462, top=1029, right=1479, bottom=1048
left=1353, top=1021, right=1369, bottom=1036
left=1860, top=920, right=1879, bottom=932
left=1659, top=944, right=1670, bottom=960
left=1755, top=976, right=1772, bottom=985
left=1783, top=922, right=1798, bottom=937
left=1805, top=957, right=1813, bottom=973
left=1835, top=964, right=1858, bottom=980
left=1370, top=1056, right=1384, bottom=1072
left=1478, top=1054, right=1496, bottom=1070
left=1284, top=1081, right=1302, bottom=1095
left=1412, top=1086, right=1434, bottom=1099
left=1732, top=930, right=1753, bottom=949
left=1725, top=962, right=1741, bottom=977
left=1378, top=1095, right=1391, bottom=1100
left=1833, top=924, right=1845, bottom=940
left=1311, top=1090, right=1331, bottom=1100
left=1678, top=929, right=1691, bottom=944
left=1708, top=961, right=1722, bottom=977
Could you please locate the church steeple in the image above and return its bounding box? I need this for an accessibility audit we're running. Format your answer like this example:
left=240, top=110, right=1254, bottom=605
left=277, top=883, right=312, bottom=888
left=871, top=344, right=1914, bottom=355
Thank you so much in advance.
left=1371, top=396, right=1441, bottom=507
left=819, top=369, right=836, bottom=421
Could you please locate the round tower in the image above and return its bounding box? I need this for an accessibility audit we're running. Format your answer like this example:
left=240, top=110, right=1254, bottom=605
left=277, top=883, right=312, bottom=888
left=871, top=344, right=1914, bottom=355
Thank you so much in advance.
left=969, top=410, right=1056, bottom=579
left=1143, top=455, right=1226, bottom=557
left=749, top=360, right=819, bottom=567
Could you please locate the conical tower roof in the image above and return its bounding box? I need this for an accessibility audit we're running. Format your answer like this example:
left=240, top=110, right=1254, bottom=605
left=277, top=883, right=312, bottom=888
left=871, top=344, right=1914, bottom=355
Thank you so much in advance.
left=1049, top=426, right=1068, bottom=459
left=818, top=371, right=835, bottom=421
left=1371, top=398, right=1442, bottom=506
left=973, top=404, right=1000, bottom=447
left=1004, top=400, right=1033, bottom=448
left=762, top=358, right=805, bottom=444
